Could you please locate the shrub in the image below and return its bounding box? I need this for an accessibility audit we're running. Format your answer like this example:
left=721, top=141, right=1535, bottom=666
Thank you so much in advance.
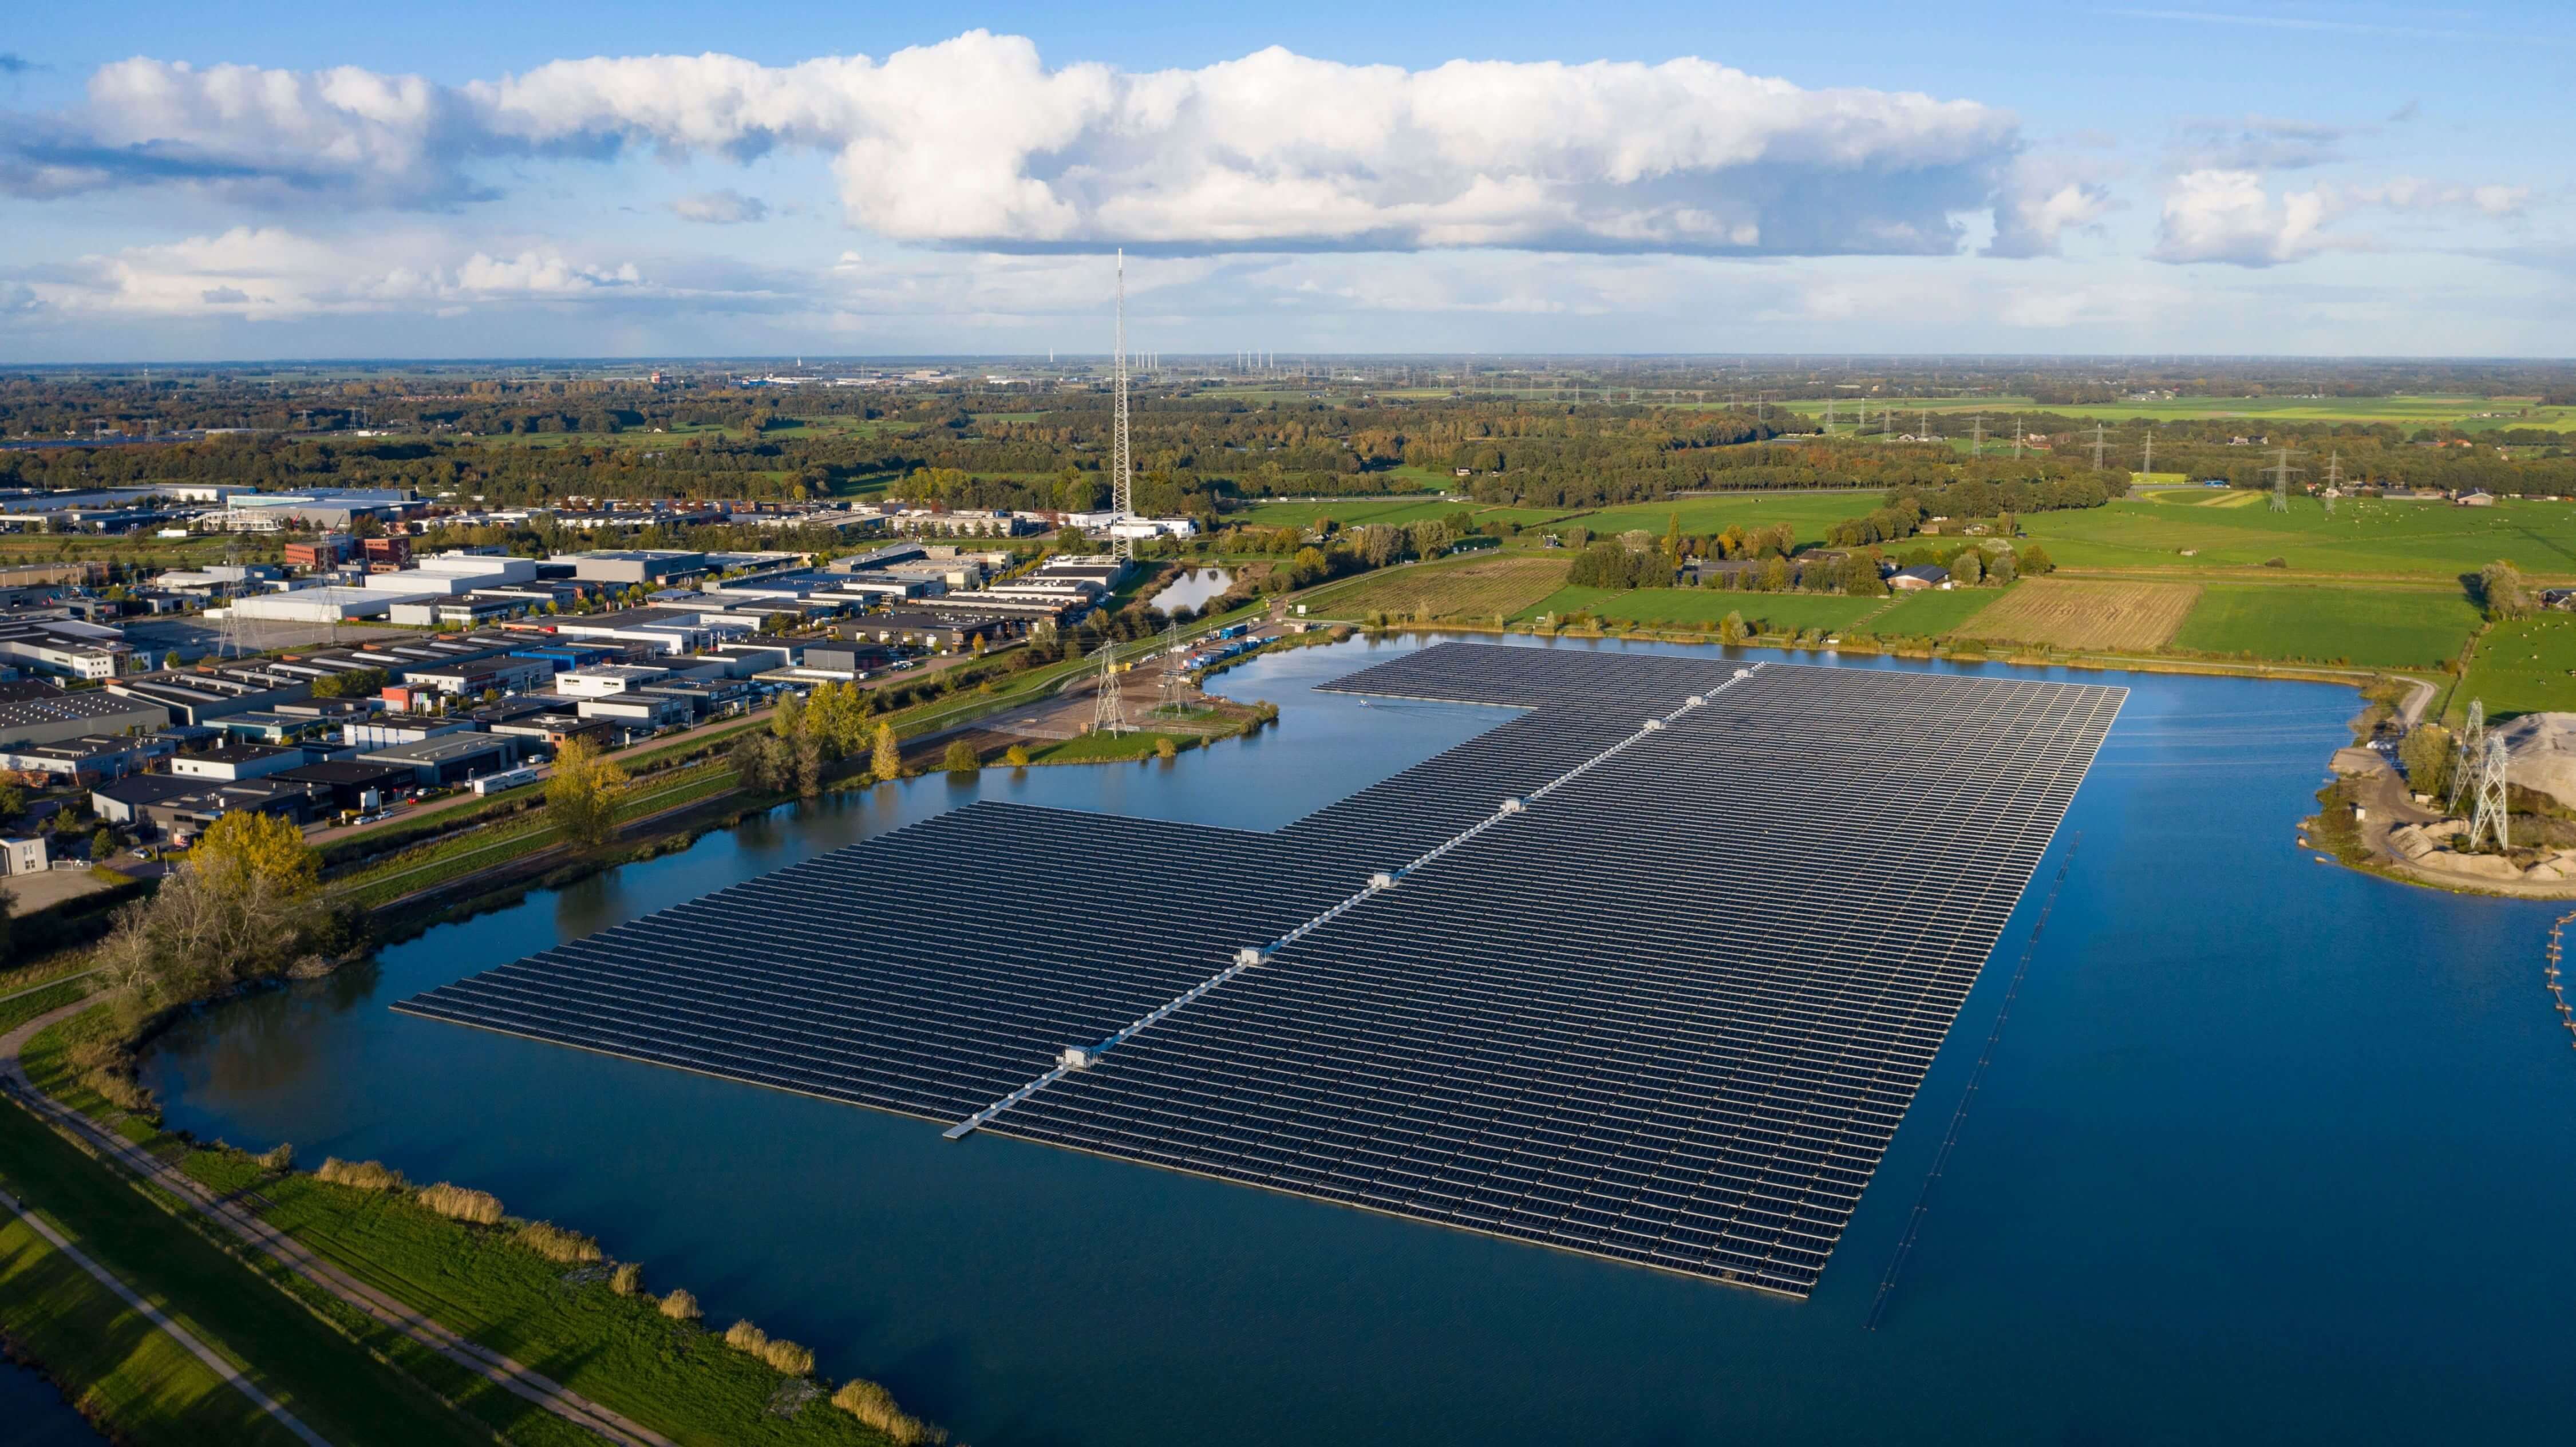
left=610, top=1262, right=644, bottom=1296
left=1155, top=737, right=1177, bottom=761
left=514, top=1221, right=601, bottom=1264
left=941, top=740, right=979, bottom=774
left=417, top=1183, right=504, bottom=1225
left=85, top=1069, right=153, bottom=1114
left=1003, top=744, right=1030, bottom=767
left=832, top=1380, right=946, bottom=1445
left=316, top=1157, right=408, bottom=1192
left=659, top=1289, right=701, bottom=1321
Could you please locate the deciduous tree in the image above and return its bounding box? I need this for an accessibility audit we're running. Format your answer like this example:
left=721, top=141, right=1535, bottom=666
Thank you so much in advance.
left=547, top=737, right=628, bottom=850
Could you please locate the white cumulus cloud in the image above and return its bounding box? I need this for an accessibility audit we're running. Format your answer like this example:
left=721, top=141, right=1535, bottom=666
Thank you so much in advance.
left=2153, top=168, right=2531, bottom=267
left=9, top=227, right=646, bottom=320
left=2, top=32, right=2032, bottom=257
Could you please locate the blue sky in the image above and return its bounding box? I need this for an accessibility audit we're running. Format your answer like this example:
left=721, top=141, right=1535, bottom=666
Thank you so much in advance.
left=1, top=2, right=2566, bottom=360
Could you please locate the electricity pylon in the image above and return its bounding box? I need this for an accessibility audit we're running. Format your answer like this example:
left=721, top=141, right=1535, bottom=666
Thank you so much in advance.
left=1156, top=619, right=1183, bottom=716
left=2467, top=734, right=2511, bottom=852
left=2265, top=446, right=2302, bottom=513
left=1089, top=642, right=1128, bottom=736
left=2448, top=698, right=2486, bottom=814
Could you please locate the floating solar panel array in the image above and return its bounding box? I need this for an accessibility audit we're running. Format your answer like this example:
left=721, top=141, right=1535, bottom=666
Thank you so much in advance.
left=400, top=643, right=2123, bottom=1296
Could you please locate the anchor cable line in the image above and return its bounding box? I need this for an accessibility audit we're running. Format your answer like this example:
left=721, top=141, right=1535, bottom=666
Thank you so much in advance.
left=1864, top=831, right=2082, bottom=1331
left=942, top=663, right=1772, bottom=1140
left=2545, top=909, right=2576, bottom=1054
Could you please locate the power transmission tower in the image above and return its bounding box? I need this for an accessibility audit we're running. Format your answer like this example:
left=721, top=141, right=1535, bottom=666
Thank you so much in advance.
left=2013, top=414, right=2024, bottom=457
left=2091, top=422, right=2108, bottom=470
left=2265, top=446, right=2301, bottom=513
left=2323, top=449, right=2342, bottom=515
left=2449, top=698, right=2486, bottom=814
left=2140, top=425, right=2154, bottom=479
left=1111, top=250, right=1135, bottom=561
left=1970, top=413, right=1985, bottom=457
left=1089, top=641, right=1129, bottom=736
left=2467, top=734, right=2511, bottom=852
left=214, top=541, right=249, bottom=661
left=1156, top=618, right=1182, bottom=716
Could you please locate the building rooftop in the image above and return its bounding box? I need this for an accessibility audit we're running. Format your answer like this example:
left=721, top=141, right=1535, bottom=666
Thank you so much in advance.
left=0, top=683, right=162, bottom=734
left=364, top=733, right=517, bottom=764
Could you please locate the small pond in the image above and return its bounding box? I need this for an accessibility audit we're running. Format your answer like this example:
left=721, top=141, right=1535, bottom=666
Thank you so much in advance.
left=1147, top=567, right=1234, bottom=611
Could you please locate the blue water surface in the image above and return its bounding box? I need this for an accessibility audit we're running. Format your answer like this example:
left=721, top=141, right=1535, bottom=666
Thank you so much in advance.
left=141, top=635, right=2576, bottom=1445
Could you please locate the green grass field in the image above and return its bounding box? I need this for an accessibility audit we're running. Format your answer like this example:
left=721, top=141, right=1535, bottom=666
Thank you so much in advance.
left=1232, top=497, right=1459, bottom=530
left=1861, top=588, right=2005, bottom=637
left=1777, top=394, right=2576, bottom=433
left=1232, top=491, right=1880, bottom=546
left=2022, top=496, right=2576, bottom=578
left=1517, top=586, right=1882, bottom=634
left=2170, top=585, right=2484, bottom=668
left=2453, top=616, right=2576, bottom=722
left=1556, top=494, right=1879, bottom=543
left=1023, top=730, right=1196, bottom=764
left=0, top=1094, right=495, bottom=1447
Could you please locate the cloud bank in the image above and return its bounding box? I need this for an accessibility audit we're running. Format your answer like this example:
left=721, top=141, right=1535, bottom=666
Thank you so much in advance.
left=2153, top=168, right=2530, bottom=266
left=2, top=31, right=2053, bottom=256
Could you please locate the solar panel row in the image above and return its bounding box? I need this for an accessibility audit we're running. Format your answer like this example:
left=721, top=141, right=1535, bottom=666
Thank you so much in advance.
left=398, top=643, right=2122, bottom=1296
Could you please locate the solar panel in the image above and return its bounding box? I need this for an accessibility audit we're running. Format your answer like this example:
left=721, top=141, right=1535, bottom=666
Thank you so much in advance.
left=399, top=643, right=2121, bottom=1296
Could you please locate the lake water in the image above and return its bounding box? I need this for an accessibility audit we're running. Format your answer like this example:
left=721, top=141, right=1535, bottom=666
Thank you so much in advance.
left=141, top=635, right=2576, bottom=1445
left=1147, top=567, right=1234, bottom=612
left=0, top=1361, right=101, bottom=1445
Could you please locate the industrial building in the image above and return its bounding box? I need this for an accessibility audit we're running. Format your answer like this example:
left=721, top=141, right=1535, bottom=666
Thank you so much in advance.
left=362, top=733, right=524, bottom=787
left=0, top=617, right=135, bottom=681
left=0, top=680, right=167, bottom=748
left=167, top=743, right=306, bottom=782
left=552, top=549, right=706, bottom=586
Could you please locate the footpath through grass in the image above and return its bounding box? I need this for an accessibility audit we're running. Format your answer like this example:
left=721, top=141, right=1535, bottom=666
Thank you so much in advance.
left=19, top=1006, right=934, bottom=1445
left=0, top=1091, right=495, bottom=1447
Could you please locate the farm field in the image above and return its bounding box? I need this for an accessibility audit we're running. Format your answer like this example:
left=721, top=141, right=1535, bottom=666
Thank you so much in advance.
left=1514, top=585, right=1882, bottom=634
left=1776, top=394, right=2576, bottom=432
left=2171, top=584, right=2483, bottom=669
left=1234, top=497, right=1460, bottom=530
left=1860, top=588, right=2004, bottom=637
left=1302, top=555, right=1570, bottom=621
left=2022, top=495, right=2576, bottom=578
left=1561, top=493, right=1880, bottom=543
left=1955, top=578, right=2202, bottom=651
left=2451, top=616, right=2576, bottom=722
left=467, top=416, right=906, bottom=449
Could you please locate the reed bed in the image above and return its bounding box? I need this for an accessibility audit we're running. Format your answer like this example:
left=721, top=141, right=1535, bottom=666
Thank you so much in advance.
left=513, top=1220, right=601, bottom=1264
left=416, top=1183, right=504, bottom=1225
left=832, top=1380, right=946, bottom=1445
left=609, top=1262, right=643, bottom=1296
left=657, top=1288, right=700, bottom=1321
left=723, top=1321, right=815, bottom=1376
left=315, top=1157, right=408, bottom=1192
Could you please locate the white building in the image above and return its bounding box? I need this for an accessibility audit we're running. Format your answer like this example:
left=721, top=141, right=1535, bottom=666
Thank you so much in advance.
left=555, top=665, right=673, bottom=698
left=0, top=619, right=133, bottom=681
left=231, top=587, right=436, bottom=623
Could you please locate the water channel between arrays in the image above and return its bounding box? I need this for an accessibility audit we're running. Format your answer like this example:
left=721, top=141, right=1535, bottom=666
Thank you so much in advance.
left=142, top=634, right=2576, bottom=1445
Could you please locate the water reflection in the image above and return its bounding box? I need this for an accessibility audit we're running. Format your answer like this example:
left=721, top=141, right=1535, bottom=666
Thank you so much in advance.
left=1146, top=567, right=1234, bottom=612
